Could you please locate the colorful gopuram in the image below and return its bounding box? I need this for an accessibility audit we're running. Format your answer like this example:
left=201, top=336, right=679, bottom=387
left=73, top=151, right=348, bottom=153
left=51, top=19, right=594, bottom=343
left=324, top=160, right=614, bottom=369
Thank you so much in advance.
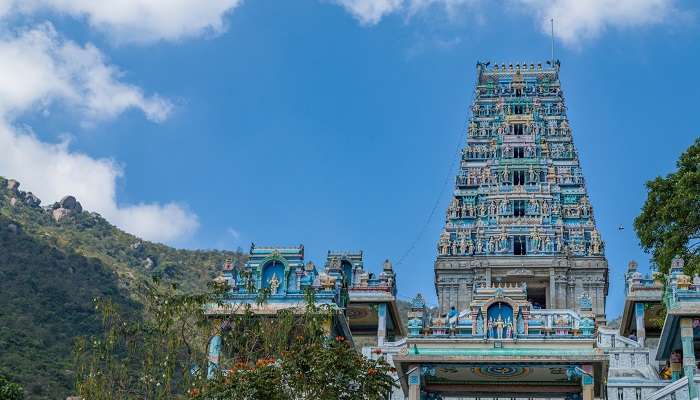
left=434, top=61, right=608, bottom=323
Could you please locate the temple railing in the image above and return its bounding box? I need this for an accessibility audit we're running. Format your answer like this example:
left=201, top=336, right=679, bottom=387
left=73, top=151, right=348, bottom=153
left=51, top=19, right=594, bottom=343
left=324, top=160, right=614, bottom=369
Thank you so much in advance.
left=668, top=285, right=700, bottom=309
left=411, top=309, right=595, bottom=339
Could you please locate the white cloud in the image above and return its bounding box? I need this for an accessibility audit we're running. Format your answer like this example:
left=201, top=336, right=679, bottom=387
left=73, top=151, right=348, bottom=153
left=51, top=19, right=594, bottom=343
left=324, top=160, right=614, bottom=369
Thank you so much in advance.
left=0, top=0, right=243, bottom=43
left=0, top=122, right=199, bottom=243
left=0, top=24, right=172, bottom=122
left=514, top=0, right=679, bottom=45
left=332, top=0, right=404, bottom=25
left=331, top=0, right=683, bottom=45
left=0, top=23, right=198, bottom=243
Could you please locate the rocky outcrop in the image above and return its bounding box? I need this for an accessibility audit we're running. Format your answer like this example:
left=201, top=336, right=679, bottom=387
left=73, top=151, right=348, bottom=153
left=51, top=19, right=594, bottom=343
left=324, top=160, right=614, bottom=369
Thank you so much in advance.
left=24, top=192, right=41, bottom=207
left=51, top=195, right=83, bottom=222
left=143, top=257, right=155, bottom=269
left=2, top=179, right=41, bottom=208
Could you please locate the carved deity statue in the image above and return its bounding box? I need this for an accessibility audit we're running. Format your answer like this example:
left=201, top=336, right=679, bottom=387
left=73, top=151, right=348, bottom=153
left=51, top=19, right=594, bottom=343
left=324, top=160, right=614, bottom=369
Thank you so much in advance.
left=528, top=165, right=537, bottom=183
left=529, top=198, right=539, bottom=214
left=495, top=315, right=504, bottom=339
left=438, top=231, right=450, bottom=255
left=590, top=229, right=602, bottom=255
left=544, top=236, right=552, bottom=253
left=502, top=165, right=510, bottom=182
left=498, top=228, right=509, bottom=252
left=268, top=273, right=280, bottom=294
left=542, top=200, right=550, bottom=216
left=530, top=227, right=542, bottom=252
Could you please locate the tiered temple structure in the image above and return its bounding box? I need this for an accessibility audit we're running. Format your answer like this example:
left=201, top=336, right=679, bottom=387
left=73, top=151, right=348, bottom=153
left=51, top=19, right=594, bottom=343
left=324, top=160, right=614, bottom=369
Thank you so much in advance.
left=434, top=61, right=608, bottom=323
left=389, top=61, right=610, bottom=400
left=203, top=60, right=700, bottom=400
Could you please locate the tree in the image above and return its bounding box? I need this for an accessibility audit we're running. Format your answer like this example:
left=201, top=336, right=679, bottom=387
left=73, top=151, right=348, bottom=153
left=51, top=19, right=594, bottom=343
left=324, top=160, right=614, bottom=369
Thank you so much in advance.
left=0, top=375, right=24, bottom=400
left=74, top=280, right=396, bottom=399
left=635, top=138, right=700, bottom=274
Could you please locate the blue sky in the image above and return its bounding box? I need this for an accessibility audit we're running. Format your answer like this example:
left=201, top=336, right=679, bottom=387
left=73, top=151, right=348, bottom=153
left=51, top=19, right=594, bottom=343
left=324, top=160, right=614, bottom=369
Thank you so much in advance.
left=0, top=0, right=698, bottom=319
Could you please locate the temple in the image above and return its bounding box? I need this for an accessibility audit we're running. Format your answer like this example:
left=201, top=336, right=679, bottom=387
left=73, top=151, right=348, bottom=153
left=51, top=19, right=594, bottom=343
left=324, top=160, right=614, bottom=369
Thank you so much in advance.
left=434, top=61, right=608, bottom=323
left=205, top=61, right=700, bottom=400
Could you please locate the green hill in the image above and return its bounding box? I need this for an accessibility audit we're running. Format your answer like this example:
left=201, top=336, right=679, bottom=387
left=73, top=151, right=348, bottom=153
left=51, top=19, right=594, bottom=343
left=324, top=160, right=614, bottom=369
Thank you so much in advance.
left=0, top=177, right=244, bottom=399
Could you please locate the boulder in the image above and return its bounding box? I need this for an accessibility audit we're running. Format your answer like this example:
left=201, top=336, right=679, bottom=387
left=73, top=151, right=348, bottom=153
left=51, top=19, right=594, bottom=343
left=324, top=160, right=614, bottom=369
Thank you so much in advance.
left=144, top=257, right=155, bottom=269
left=6, top=223, right=18, bottom=235
left=6, top=179, right=19, bottom=191
left=58, top=195, right=82, bottom=212
left=9, top=197, right=17, bottom=207
left=52, top=208, right=72, bottom=222
left=50, top=195, right=83, bottom=221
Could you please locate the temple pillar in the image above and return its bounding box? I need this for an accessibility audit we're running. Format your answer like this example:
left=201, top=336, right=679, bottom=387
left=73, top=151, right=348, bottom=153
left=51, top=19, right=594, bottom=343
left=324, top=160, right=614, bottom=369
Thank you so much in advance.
left=671, top=349, right=683, bottom=381
left=549, top=268, right=556, bottom=308
left=207, top=333, right=222, bottom=379
left=408, top=365, right=421, bottom=400
left=635, top=302, right=646, bottom=347
left=581, top=364, right=594, bottom=400
left=681, top=318, right=698, bottom=399
left=377, top=303, right=387, bottom=346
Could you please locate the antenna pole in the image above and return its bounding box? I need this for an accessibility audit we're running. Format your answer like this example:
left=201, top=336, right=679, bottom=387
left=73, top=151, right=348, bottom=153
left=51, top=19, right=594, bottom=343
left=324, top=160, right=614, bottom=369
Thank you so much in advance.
left=550, top=18, right=555, bottom=65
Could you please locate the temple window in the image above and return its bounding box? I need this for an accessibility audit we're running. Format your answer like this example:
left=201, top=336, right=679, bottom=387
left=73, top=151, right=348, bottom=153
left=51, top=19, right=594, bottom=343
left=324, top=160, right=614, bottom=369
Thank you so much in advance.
left=515, top=88, right=522, bottom=97
left=513, top=123, right=524, bottom=135
left=513, top=170, right=526, bottom=186
left=617, top=388, right=623, bottom=400
left=513, top=200, right=526, bottom=217
left=513, top=147, right=524, bottom=158
left=636, top=388, right=642, bottom=400
left=514, top=235, right=527, bottom=255
left=514, top=105, right=524, bottom=114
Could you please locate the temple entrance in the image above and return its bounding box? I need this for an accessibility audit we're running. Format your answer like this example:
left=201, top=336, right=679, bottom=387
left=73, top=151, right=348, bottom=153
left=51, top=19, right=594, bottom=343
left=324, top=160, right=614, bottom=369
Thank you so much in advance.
left=501, top=278, right=548, bottom=309
left=420, top=363, right=585, bottom=400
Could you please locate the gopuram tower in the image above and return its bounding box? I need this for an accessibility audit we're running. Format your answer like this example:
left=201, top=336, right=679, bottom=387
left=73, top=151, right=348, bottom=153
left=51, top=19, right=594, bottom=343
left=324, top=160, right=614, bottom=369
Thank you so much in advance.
left=434, top=61, right=608, bottom=322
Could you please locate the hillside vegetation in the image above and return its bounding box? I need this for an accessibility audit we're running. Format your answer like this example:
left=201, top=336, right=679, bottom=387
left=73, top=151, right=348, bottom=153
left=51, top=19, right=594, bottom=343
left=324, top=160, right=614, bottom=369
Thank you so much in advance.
left=0, top=177, right=243, bottom=399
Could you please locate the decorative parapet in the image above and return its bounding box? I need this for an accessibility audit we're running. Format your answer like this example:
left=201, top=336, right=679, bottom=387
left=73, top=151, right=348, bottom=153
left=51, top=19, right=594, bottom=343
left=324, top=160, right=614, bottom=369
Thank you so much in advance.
left=408, top=284, right=595, bottom=340
left=325, top=251, right=397, bottom=297
left=665, top=257, right=700, bottom=311
left=625, top=260, right=664, bottom=299
left=210, top=244, right=345, bottom=314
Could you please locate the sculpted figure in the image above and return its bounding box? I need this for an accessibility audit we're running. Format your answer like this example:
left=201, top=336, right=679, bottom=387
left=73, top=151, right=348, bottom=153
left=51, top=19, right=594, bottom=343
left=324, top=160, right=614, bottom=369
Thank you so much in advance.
left=529, top=198, right=539, bottom=214
left=590, top=230, right=602, bottom=255
left=528, top=166, right=537, bottom=183
left=487, top=237, right=495, bottom=253
left=496, top=315, right=504, bottom=339
left=489, top=201, right=497, bottom=216
left=269, top=273, right=280, bottom=294
left=530, top=227, right=542, bottom=252
left=544, top=236, right=552, bottom=253
left=498, top=228, right=508, bottom=251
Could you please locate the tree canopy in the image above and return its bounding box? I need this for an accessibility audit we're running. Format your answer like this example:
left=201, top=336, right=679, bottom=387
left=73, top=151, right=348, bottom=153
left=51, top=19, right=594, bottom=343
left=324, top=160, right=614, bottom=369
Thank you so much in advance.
left=635, top=138, right=700, bottom=274
left=0, top=375, right=23, bottom=400
left=74, top=280, right=396, bottom=399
